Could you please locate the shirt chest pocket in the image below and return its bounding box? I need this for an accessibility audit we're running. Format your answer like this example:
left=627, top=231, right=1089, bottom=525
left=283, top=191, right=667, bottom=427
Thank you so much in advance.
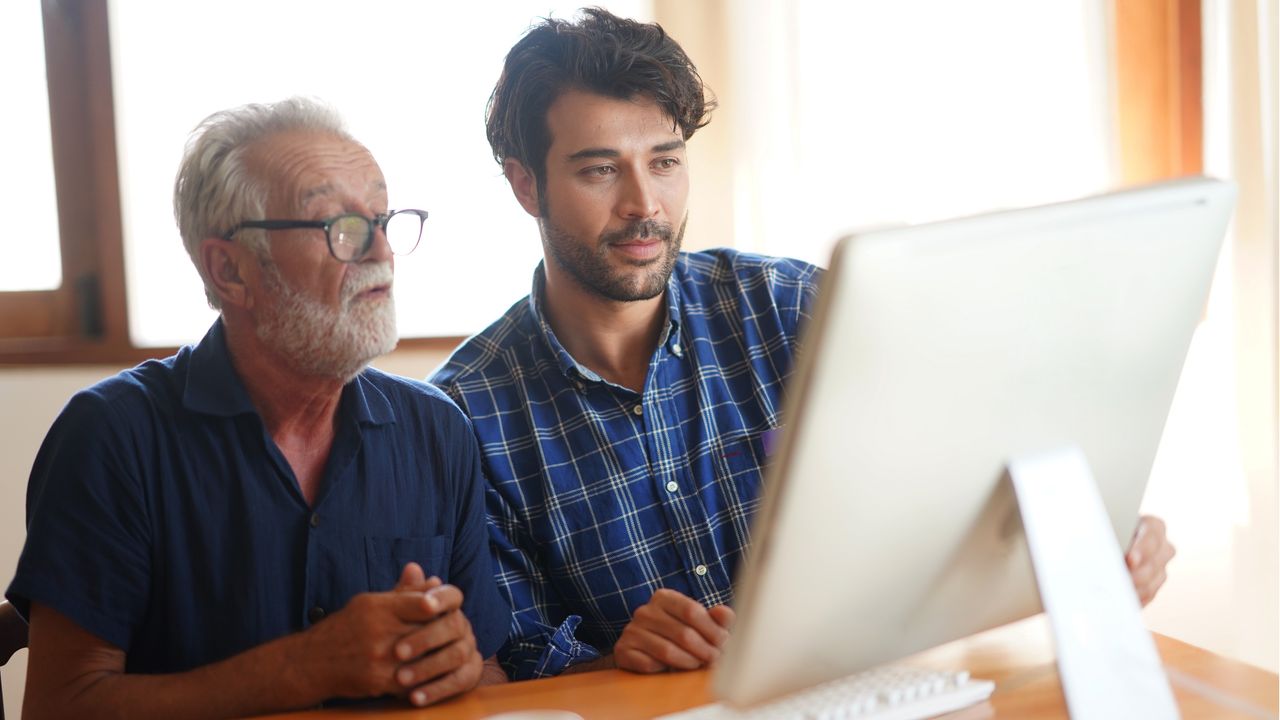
left=365, top=535, right=451, bottom=591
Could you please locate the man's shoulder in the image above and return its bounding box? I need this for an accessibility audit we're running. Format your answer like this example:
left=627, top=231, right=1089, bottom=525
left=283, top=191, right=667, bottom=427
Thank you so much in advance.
left=357, top=366, right=472, bottom=423
left=60, top=352, right=186, bottom=426
left=428, top=296, right=540, bottom=393
left=678, top=247, right=822, bottom=288
left=676, top=248, right=823, bottom=312
left=361, top=365, right=451, bottom=402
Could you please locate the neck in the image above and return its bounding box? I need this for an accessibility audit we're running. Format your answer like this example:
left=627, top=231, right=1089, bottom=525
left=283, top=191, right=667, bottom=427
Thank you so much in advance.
left=541, top=270, right=667, bottom=393
left=222, top=315, right=344, bottom=505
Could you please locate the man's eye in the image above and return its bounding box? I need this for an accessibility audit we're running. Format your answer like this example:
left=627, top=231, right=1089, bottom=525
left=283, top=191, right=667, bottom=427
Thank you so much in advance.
left=583, top=165, right=616, bottom=177
left=655, top=158, right=680, bottom=170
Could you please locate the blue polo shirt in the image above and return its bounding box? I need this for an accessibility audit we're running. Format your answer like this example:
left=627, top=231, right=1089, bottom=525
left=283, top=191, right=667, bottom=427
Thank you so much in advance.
left=6, top=320, right=509, bottom=675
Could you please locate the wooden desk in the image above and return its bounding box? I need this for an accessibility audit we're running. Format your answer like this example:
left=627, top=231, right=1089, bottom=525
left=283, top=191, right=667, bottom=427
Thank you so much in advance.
left=264, top=617, right=1278, bottom=719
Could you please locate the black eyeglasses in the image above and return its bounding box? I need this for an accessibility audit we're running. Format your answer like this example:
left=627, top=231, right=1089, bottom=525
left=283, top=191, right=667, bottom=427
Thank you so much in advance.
left=222, top=209, right=428, bottom=262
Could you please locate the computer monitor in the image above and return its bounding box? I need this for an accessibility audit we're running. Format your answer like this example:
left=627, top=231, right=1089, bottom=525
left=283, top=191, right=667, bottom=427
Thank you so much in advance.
left=713, top=177, right=1236, bottom=706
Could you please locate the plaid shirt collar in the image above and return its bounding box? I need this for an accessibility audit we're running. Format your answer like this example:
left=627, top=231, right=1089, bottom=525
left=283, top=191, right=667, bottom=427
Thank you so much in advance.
left=526, top=260, right=683, bottom=388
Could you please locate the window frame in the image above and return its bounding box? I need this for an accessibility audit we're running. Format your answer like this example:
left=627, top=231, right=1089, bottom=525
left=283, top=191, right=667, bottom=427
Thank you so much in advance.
left=0, top=0, right=133, bottom=364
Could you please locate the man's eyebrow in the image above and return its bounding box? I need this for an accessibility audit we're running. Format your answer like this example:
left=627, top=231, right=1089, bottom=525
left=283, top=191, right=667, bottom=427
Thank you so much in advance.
left=300, top=183, right=335, bottom=206
left=567, top=140, right=686, bottom=162
left=567, top=147, right=619, bottom=161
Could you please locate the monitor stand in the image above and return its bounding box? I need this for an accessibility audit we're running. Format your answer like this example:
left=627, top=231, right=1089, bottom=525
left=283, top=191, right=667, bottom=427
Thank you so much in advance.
left=1008, top=446, right=1179, bottom=719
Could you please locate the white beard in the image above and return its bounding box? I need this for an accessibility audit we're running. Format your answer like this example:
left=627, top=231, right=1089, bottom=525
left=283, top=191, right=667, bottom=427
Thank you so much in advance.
left=254, top=260, right=398, bottom=382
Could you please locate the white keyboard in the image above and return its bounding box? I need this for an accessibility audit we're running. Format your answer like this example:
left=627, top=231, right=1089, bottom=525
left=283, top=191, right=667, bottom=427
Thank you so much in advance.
left=656, top=666, right=995, bottom=720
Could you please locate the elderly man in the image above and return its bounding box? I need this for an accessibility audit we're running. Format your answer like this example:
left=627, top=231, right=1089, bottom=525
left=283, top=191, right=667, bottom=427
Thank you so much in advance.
left=430, top=8, right=1177, bottom=681
left=7, top=97, right=508, bottom=718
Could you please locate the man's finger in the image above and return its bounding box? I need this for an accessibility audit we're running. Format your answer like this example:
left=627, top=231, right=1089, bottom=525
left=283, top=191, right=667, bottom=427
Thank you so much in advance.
left=614, top=647, right=667, bottom=674
left=395, top=563, right=427, bottom=591
left=627, top=625, right=706, bottom=670
left=403, top=650, right=482, bottom=707
left=632, top=601, right=721, bottom=661
left=708, top=604, right=735, bottom=631
left=651, top=589, right=730, bottom=647
left=390, top=585, right=462, bottom=623
left=394, top=610, right=471, bottom=661
left=396, top=637, right=478, bottom=691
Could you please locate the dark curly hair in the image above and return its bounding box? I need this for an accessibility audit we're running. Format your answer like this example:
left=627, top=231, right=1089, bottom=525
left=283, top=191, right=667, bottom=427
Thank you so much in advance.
left=486, top=7, right=715, bottom=200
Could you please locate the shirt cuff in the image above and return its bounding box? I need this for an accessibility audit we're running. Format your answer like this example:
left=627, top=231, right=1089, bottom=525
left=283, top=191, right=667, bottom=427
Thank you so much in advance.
left=529, top=615, right=602, bottom=679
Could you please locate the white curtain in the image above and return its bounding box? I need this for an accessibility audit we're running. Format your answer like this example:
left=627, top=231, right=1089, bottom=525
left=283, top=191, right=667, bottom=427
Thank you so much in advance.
left=1213, top=0, right=1279, bottom=672
left=667, top=0, right=1117, bottom=265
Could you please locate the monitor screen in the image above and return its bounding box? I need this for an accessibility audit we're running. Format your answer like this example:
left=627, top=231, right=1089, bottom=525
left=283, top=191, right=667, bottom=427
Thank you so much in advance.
left=714, top=177, right=1236, bottom=706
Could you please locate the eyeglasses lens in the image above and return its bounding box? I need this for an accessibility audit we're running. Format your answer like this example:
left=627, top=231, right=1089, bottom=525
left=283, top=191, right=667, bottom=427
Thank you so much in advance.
left=385, top=212, right=424, bottom=256
left=329, top=215, right=370, bottom=261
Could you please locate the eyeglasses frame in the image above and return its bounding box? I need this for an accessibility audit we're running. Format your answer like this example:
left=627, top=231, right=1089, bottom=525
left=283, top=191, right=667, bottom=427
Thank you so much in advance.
left=222, top=208, right=428, bottom=262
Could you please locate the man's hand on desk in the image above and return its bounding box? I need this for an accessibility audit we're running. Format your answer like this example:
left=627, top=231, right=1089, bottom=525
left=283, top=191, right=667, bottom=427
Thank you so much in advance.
left=300, top=562, right=487, bottom=707
left=613, top=588, right=735, bottom=673
left=298, top=584, right=470, bottom=705
left=1126, top=515, right=1176, bottom=606
left=389, top=562, right=501, bottom=699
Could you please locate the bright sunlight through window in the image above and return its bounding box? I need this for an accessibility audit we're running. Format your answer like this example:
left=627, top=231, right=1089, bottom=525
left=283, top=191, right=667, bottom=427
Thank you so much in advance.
left=731, top=0, right=1116, bottom=265
left=3, top=1, right=62, bottom=292
left=109, top=0, right=650, bottom=347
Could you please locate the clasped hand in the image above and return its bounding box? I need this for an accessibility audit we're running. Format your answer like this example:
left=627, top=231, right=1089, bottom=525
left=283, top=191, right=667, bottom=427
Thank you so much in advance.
left=301, top=562, right=482, bottom=706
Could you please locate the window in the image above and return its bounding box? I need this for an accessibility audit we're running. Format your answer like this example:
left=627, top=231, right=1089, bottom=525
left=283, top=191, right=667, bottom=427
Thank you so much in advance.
left=721, top=1, right=1116, bottom=265
left=0, top=1, right=131, bottom=362
left=2, top=1, right=61, bottom=294
left=108, top=0, right=650, bottom=348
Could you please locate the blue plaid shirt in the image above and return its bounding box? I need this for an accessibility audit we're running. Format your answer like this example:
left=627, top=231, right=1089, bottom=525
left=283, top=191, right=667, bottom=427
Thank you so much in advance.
left=430, top=248, right=821, bottom=680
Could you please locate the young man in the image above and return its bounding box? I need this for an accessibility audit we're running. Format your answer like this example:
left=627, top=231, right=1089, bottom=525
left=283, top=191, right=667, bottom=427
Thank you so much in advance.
left=431, top=8, right=1176, bottom=681
left=7, top=98, right=508, bottom=718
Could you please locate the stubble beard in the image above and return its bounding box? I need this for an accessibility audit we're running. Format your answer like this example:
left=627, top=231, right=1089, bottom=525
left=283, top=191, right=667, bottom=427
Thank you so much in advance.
left=542, top=212, right=686, bottom=302
left=254, top=259, right=398, bottom=383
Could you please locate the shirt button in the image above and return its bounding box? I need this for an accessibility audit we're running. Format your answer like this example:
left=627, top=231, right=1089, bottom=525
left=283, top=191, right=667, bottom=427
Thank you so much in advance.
left=309, top=512, right=320, bottom=528
left=632, top=404, right=643, bottom=416
left=694, top=564, right=708, bottom=576
left=672, top=343, right=683, bottom=357
left=666, top=481, right=679, bottom=493
left=308, top=606, right=326, bottom=623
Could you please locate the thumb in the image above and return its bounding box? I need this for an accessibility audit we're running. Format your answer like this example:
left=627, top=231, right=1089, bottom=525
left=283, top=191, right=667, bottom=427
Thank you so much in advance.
left=395, top=562, right=427, bottom=591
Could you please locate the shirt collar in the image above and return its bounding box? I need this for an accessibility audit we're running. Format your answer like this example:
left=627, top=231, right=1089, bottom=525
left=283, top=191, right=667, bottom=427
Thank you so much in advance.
left=182, top=318, right=394, bottom=426
left=526, top=259, right=685, bottom=386
left=182, top=319, right=257, bottom=417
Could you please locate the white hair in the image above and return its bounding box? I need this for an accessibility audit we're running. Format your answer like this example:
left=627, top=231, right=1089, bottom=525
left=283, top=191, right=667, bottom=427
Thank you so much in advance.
left=172, top=97, right=354, bottom=308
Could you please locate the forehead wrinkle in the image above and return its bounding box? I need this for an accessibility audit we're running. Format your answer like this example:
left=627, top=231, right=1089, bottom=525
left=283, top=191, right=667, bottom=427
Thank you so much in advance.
left=254, top=135, right=385, bottom=214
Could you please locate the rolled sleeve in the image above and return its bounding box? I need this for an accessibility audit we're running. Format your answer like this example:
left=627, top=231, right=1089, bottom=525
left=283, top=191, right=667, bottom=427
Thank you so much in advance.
left=487, top=492, right=602, bottom=680
left=523, top=614, right=601, bottom=679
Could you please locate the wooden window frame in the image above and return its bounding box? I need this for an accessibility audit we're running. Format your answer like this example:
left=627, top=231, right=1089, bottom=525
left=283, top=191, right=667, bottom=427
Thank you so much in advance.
left=1114, top=0, right=1204, bottom=183
left=0, top=0, right=135, bottom=364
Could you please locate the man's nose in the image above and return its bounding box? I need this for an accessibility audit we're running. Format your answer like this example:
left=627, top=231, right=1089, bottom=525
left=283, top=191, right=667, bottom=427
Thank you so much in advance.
left=362, top=224, right=395, bottom=263
left=618, top=172, right=660, bottom=220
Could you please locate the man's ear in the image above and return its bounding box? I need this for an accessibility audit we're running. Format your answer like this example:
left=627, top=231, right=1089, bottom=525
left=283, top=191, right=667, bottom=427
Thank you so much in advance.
left=199, top=237, right=254, bottom=309
left=503, top=158, right=542, bottom=218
